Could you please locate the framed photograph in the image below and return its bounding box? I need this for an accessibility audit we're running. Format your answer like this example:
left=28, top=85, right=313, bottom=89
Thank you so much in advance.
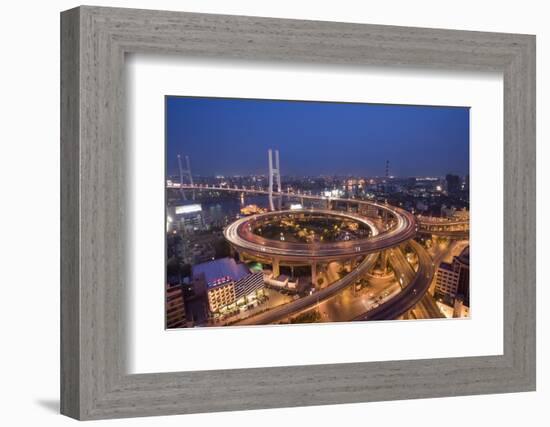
left=164, top=96, right=470, bottom=327
left=61, top=6, right=536, bottom=420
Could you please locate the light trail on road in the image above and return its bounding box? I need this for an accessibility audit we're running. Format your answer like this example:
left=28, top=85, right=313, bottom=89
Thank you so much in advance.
left=172, top=184, right=440, bottom=322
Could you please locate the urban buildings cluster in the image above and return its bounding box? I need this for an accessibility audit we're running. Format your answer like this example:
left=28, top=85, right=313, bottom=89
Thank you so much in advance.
left=165, top=164, right=470, bottom=328
left=435, top=246, right=470, bottom=317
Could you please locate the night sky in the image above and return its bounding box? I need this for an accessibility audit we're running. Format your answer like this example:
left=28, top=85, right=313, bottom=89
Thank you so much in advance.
left=166, top=96, right=469, bottom=178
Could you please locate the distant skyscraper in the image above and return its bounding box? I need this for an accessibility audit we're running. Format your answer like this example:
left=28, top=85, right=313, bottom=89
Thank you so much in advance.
left=445, top=174, right=460, bottom=194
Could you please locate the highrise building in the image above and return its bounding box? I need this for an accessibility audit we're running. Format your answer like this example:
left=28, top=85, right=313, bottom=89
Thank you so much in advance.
left=445, top=174, right=460, bottom=194
left=435, top=246, right=470, bottom=308
left=456, top=247, right=470, bottom=306
left=167, top=203, right=205, bottom=234
left=166, top=283, right=187, bottom=328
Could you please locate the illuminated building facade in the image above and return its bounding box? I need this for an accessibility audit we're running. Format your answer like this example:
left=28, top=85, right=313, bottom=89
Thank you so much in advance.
left=167, top=203, right=205, bottom=234
left=193, top=258, right=264, bottom=313
left=240, top=204, right=266, bottom=216
left=207, top=280, right=237, bottom=313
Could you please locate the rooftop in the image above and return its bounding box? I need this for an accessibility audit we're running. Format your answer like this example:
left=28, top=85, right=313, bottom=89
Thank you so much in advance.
left=457, top=246, right=470, bottom=265
left=438, top=262, right=454, bottom=272
left=193, top=257, right=252, bottom=288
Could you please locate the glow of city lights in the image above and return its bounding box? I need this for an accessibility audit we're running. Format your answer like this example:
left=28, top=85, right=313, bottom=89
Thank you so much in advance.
left=175, top=204, right=202, bottom=214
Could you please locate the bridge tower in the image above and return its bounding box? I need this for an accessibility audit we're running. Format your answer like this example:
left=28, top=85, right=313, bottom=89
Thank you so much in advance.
left=177, top=154, right=194, bottom=200
left=268, top=149, right=282, bottom=211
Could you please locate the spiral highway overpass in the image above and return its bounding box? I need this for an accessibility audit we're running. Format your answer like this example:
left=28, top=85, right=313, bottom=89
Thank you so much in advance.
left=224, top=207, right=417, bottom=262
left=173, top=184, right=436, bottom=323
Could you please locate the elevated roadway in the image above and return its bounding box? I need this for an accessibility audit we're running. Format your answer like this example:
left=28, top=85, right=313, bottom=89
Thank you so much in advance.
left=224, top=209, right=416, bottom=262
left=354, top=240, right=435, bottom=321
left=236, top=253, right=378, bottom=325
left=172, top=184, right=439, bottom=322
left=417, top=217, right=469, bottom=239
left=385, top=246, right=443, bottom=318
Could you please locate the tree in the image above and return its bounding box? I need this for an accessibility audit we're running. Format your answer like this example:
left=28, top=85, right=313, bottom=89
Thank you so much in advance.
left=166, top=257, right=192, bottom=279
left=290, top=310, right=321, bottom=324
left=166, top=256, right=181, bottom=277
left=213, top=238, right=231, bottom=258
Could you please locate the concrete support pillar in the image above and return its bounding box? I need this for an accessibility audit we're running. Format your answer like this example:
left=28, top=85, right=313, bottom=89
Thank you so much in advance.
left=275, top=150, right=282, bottom=211
left=311, top=262, right=318, bottom=286
left=380, top=250, right=389, bottom=274
left=268, top=149, right=274, bottom=211
left=344, top=260, right=352, bottom=271
left=272, top=258, right=280, bottom=277
left=268, top=149, right=281, bottom=211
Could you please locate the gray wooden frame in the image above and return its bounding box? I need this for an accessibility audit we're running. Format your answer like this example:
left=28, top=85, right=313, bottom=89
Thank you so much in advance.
left=60, top=5, right=536, bottom=420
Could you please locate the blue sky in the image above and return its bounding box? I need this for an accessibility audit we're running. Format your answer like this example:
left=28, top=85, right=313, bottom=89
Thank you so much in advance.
left=166, top=96, right=469, bottom=177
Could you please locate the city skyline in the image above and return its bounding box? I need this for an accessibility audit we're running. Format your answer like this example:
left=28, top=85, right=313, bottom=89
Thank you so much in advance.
left=166, top=96, right=470, bottom=178
left=165, top=96, right=470, bottom=328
